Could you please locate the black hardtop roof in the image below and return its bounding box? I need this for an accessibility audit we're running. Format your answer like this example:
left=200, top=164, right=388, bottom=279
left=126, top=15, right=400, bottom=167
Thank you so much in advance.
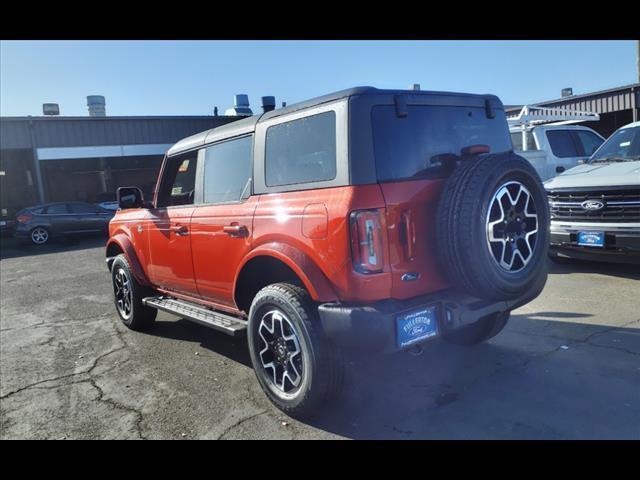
left=167, top=86, right=503, bottom=156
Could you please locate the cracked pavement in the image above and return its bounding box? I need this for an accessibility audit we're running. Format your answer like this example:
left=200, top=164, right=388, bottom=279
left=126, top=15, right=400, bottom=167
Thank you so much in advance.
left=1, top=236, right=639, bottom=439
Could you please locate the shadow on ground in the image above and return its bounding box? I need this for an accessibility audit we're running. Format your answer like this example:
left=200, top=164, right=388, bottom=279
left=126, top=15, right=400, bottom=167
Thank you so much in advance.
left=142, top=310, right=639, bottom=439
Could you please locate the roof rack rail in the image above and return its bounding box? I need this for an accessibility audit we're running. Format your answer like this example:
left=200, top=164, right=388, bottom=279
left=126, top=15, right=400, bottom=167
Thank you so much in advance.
left=507, top=105, right=600, bottom=128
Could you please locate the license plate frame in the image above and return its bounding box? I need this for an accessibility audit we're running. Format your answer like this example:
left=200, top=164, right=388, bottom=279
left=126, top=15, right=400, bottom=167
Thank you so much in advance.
left=396, top=306, right=438, bottom=349
left=577, top=231, right=605, bottom=247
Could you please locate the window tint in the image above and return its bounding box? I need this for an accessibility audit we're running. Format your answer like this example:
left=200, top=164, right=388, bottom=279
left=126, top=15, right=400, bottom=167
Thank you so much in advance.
left=203, top=136, right=253, bottom=204
left=510, top=131, right=537, bottom=151
left=575, top=130, right=604, bottom=156
left=157, top=153, right=198, bottom=207
left=31, top=207, right=45, bottom=214
left=45, top=204, right=68, bottom=214
left=266, top=111, right=336, bottom=187
left=546, top=130, right=579, bottom=158
left=372, top=105, right=512, bottom=182
left=69, top=203, right=99, bottom=214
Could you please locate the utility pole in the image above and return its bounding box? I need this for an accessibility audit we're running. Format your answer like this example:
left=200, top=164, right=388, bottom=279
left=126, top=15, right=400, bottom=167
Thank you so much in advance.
left=637, top=40, right=640, bottom=83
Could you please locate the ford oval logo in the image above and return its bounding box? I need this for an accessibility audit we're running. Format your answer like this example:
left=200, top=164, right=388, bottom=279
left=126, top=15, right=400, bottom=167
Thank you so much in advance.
left=581, top=200, right=605, bottom=211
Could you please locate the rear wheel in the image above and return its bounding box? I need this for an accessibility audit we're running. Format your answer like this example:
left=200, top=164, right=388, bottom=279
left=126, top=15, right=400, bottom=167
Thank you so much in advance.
left=443, top=311, right=510, bottom=346
left=247, top=283, right=344, bottom=418
left=111, top=254, right=157, bottom=330
left=30, top=227, right=50, bottom=245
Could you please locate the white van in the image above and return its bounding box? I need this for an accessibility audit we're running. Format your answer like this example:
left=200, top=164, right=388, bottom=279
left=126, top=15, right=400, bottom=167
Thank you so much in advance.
left=508, top=106, right=605, bottom=181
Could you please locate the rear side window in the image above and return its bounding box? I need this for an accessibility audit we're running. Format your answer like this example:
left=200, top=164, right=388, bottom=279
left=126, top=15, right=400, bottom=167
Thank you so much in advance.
left=372, top=105, right=512, bottom=182
left=575, top=130, right=604, bottom=156
left=546, top=130, right=579, bottom=158
left=265, top=111, right=336, bottom=187
left=45, top=204, right=68, bottom=214
left=203, top=136, right=253, bottom=204
left=69, top=203, right=99, bottom=214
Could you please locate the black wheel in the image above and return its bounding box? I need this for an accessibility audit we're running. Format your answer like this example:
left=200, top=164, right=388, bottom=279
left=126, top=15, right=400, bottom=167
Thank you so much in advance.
left=30, top=226, right=50, bottom=245
left=443, top=311, right=510, bottom=346
left=247, top=283, right=344, bottom=418
left=111, top=254, right=157, bottom=331
left=436, top=152, right=549, bottom=301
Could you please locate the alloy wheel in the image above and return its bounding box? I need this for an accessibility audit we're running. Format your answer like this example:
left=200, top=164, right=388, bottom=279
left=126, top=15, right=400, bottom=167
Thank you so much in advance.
left=31, top=227, right=49, bottom=245
left=486, top=181, right=539, bottom=272
left=113, top=267, right=133, bottom=319
left=257, top=309, right=304, bottom=396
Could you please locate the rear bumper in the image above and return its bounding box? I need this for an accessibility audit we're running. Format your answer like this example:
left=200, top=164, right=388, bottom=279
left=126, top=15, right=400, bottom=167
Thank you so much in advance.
left=549, top=221, right=640, bottom=264
left=317, top=273, right=545, bottom=353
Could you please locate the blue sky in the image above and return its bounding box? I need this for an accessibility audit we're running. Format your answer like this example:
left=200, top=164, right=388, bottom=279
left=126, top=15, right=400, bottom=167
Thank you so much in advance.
left=1, top=40, right=637, bottom=117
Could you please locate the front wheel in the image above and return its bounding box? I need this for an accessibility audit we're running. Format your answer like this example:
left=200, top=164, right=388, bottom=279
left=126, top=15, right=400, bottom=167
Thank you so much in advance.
left=247, top=283, right=344, bottom=418
left=111, top=254, right=157, bottom=331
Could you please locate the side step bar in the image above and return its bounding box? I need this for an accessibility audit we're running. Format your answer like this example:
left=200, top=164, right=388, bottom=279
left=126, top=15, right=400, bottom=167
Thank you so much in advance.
left=142, top=296, right=247, bottom=336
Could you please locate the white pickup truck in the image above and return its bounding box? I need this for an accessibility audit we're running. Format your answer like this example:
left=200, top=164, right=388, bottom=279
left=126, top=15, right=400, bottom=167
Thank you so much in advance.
left=508, top=105, right=605, bottom=181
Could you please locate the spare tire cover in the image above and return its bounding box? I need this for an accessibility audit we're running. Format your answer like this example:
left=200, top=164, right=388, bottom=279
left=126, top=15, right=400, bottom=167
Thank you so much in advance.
left=436, top=152, right=549, bottom=301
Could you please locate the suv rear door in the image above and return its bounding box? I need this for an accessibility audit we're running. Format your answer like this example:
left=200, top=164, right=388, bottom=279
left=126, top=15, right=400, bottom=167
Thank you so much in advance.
left=370, top=101, right=513, bottom=299
left=190, top=135, right=256, bottom=308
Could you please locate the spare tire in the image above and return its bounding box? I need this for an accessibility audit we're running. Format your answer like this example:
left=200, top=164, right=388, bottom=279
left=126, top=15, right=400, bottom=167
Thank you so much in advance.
left=436, top=152, right=548, bottom=301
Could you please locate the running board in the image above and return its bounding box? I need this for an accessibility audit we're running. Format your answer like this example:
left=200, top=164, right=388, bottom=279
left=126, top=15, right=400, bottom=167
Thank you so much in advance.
left=142, top=296, right=247, bottom=336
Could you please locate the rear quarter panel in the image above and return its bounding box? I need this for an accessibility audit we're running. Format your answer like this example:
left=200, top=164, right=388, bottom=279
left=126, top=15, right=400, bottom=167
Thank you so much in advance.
left=251, top=185, right=393, bottom=302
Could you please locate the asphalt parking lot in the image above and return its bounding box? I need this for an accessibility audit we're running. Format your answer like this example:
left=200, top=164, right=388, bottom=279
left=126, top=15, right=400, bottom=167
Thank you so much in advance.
left=1, top=236, right=638, bottom=439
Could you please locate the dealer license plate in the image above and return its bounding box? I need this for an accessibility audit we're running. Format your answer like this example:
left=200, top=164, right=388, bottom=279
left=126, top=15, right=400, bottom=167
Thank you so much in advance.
left=396, top=306, right=438, bottom=349
left=578, top=231, right=604, bottom=247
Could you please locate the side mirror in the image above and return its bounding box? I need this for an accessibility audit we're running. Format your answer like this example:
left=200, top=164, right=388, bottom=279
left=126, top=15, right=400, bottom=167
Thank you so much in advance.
left=117, top=186, right=145, bottom=210
left=555, top=166, right=566, bottom=173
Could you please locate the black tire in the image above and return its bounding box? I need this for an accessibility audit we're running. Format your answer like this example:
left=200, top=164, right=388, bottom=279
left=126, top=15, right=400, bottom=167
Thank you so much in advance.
left=247, top=283, right=344, bottom=418
left=111, top=254, right=157, bottom=331
left=436, top=152, right=549, bottom=301
left=29, top=226, right=50, bottom=245
left=443, top=311, right=510, bottom=346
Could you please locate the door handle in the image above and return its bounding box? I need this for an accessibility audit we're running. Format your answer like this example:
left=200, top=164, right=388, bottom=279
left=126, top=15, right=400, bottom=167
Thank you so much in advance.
left=223, top=224, right=248, bottom=237
left=172, top=225, right=189, bottom=236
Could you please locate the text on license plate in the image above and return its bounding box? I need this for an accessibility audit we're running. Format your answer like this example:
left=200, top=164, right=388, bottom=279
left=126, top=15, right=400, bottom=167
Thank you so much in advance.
left=578, top=231, right=604, bottom=247
left=396, top=306, right=438, bottom=349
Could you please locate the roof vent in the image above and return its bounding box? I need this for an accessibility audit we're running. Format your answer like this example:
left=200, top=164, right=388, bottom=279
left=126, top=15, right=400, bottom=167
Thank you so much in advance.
left=261, top=96, right=276, bottom=113
left=224, top=94, right=253, bottom=116
left=87, top=95, right=106, bottom=117
left=561, top=88, right=573, bottom=98
left=43, top=103, right=60, bottom=116
left=410, top=83, right=421, bottom=91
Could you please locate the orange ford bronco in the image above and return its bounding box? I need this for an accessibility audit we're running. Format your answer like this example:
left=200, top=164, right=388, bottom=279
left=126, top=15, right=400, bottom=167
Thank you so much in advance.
left=106, top=87, right=548, bottom=416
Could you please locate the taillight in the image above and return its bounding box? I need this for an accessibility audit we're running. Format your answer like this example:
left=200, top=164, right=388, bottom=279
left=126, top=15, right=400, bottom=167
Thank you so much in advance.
left=16, top=213, right=33, bottom=224
left=349, top=209, right=384, bottom=274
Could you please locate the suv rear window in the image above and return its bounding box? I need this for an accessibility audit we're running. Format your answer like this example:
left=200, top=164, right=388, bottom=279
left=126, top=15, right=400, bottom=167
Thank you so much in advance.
left=265, top=111, right=337, bottom=187
left=372, top=105, right=512, bottom=182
